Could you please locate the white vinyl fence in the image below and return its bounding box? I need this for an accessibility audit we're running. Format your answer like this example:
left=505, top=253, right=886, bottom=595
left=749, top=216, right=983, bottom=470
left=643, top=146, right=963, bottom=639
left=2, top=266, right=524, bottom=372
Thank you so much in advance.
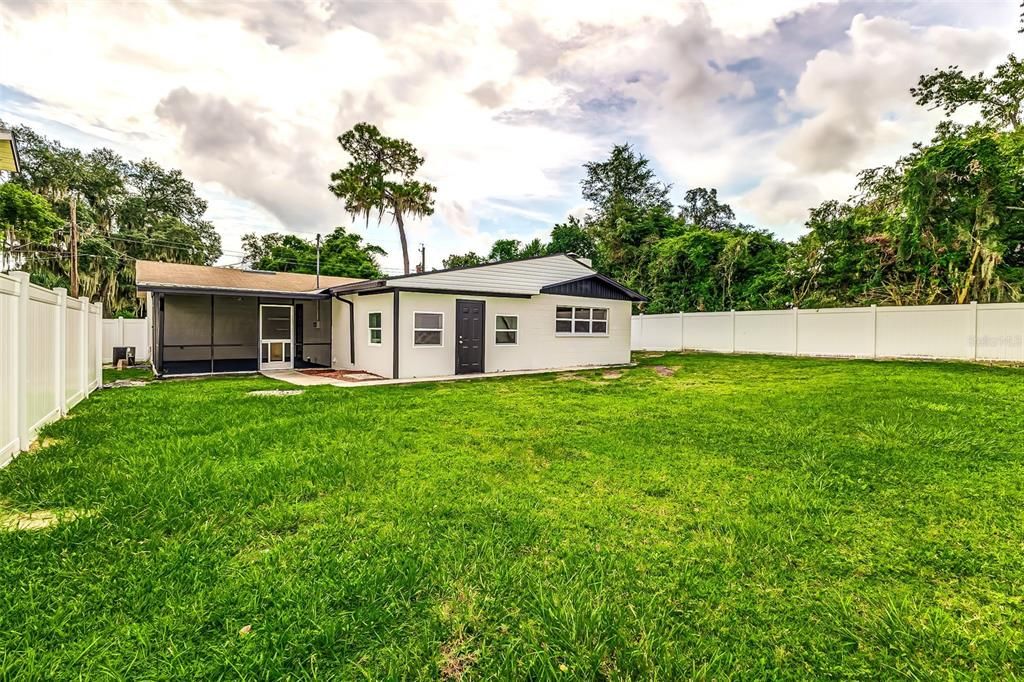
left=1, top=271, right=103, bottom=466
left=102, top=317, right=151, bottom=363
left=632, top=302, right=1024, bottom=362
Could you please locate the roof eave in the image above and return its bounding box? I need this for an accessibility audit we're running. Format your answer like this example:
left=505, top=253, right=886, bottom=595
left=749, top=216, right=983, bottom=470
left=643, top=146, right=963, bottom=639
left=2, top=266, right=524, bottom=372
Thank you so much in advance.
left=138, top=283, right=331, bottom=299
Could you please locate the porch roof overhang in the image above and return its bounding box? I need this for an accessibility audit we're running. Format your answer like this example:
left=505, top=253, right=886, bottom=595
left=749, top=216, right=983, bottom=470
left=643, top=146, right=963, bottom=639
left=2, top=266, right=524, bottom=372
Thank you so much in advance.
left=138, top=283, right=330, bottom=300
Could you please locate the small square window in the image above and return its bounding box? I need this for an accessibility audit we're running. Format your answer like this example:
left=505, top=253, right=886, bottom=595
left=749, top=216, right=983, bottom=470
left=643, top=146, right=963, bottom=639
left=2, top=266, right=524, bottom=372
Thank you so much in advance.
left=495, top=315, right=518, bottom=345
left=413, top=312, right=443, bottom=346
left=556, top=306, right=573, bottom=319
left=555, top=320, right=572, bottom=333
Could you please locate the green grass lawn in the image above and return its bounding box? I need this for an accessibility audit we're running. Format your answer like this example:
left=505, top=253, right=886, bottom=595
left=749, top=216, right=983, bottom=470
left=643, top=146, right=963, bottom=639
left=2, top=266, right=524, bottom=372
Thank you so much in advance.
left=2, top=353, right=1023, bottom=679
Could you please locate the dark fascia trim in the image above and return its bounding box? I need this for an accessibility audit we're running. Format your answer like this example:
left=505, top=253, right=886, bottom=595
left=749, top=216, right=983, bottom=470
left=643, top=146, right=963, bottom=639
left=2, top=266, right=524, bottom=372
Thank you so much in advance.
left=353, top=286, right=532, bottom=299
left=539, top=273, right=648, bottom=302
left=138, top=284, right=329, bottom=300
left=392, top=290, right=400, bottom=379
left=325, top=279, right=388, bottom=295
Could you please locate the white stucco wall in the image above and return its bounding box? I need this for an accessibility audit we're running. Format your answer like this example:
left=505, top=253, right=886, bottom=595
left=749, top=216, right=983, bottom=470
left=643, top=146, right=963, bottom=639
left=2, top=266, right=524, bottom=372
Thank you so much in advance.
left=395, top=291, right=632, bottom=379
left=333, top=293, right=395, bottom=378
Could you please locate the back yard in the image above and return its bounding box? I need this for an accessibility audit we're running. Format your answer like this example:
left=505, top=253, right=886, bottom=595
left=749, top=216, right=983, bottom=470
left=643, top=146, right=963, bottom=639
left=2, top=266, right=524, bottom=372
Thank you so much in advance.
left=1, top=353, right=1022, bottom=679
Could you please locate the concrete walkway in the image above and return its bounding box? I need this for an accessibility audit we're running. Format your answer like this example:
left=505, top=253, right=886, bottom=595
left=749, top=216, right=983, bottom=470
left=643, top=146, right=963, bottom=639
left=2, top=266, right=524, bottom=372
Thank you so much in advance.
left=261, top=364, right=633, bottom=388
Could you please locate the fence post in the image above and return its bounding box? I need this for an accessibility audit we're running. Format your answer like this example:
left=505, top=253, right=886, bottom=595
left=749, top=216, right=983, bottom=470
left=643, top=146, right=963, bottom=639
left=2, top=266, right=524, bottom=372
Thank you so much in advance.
left=679, top=311, right=685, bottom=352
left=12, top=272, right=30, bottom=451
left=95, top=304, right=103, bottom=390
left=79, top=296, right=89, bottom=398
left=117, top=316, right=125, bottom=349
left=730, top=309, right=736, bottom=353
left=55, top=288, right=67, bottom=415
left=970, top=300, right=978, bottom=360
left=871, top=304, right=878, bottom=359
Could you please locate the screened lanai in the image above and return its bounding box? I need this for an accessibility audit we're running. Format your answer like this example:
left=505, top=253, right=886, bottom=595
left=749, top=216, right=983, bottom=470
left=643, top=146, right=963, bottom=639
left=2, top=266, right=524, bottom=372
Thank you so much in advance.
left=151, top=293, right=332, bottom=376
left=136, top=260, right=362, bottom=377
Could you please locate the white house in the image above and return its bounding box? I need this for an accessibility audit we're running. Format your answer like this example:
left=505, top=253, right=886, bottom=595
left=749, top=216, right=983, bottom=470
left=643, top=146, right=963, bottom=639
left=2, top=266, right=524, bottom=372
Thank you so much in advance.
left=136, top=254, right=645, bottom=379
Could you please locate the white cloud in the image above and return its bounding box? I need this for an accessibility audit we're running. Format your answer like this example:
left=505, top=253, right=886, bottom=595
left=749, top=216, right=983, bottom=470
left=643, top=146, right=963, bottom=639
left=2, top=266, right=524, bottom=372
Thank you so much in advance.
left=740, top=13, right=1009, bottom=227
left=0, top=0, right=1018, bottom=271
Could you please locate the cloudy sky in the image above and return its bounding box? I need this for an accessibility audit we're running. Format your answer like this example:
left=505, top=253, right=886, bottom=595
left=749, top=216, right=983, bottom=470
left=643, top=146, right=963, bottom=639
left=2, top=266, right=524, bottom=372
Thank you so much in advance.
left=1, top=1, right=1018, bottom=272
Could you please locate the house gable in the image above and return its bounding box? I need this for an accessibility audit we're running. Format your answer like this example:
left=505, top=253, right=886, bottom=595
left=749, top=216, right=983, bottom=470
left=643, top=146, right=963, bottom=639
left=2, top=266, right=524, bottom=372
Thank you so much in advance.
left=540, top=274, right=647, bottom=301
left=381, top=254, right=594, bottom=295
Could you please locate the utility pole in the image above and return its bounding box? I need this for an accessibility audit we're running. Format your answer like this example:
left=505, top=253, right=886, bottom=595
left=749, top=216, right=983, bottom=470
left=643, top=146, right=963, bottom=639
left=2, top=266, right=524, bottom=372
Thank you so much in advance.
left=315, top=233, right=321, bottom=288
left=69, top=194, right=79, bottom=298
left=417, top=243, right=425, bottom=273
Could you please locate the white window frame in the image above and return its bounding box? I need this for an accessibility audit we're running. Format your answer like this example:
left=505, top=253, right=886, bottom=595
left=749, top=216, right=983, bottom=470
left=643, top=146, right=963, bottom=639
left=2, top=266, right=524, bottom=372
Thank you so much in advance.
left=494, top=314, right=519, bottom=346
left=555, top=305, right=610, bottom=337
left=368, top=311, right=382, bottom=346
left=413, top=311, right=444, bottom=347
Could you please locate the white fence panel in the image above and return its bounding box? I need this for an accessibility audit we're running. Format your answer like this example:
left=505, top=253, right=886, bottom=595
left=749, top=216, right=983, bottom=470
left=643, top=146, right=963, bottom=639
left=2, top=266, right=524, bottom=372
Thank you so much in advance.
left=26, top=285, right=60, bottom=437
left=632, top=301, right=1024, bottom=364
left=102, top=318, right=151, bottom=362
left=0, top=271, right=103, bottom=467
left=976, top=304, right=1024, bottom=362
left=875, top=304, right=972, bottom=359
left=632, top=313, right=682, bottom=351
left=797, top=307, right=875, bottom=357
left=735, top=310, right=795, bottom=355
left=683, top=312, right=733, bottom=352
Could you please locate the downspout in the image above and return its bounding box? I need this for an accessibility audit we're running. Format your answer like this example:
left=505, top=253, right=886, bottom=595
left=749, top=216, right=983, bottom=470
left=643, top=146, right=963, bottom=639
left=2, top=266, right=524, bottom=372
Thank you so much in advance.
left=393, top=290, right=400, bottom=379
left=333, top=294, right=355, bottom=365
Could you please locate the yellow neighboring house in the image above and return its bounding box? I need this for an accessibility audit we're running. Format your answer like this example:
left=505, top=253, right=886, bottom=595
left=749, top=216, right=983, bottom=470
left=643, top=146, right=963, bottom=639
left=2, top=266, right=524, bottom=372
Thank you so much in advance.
left=0, top=128, right=20, bottom=173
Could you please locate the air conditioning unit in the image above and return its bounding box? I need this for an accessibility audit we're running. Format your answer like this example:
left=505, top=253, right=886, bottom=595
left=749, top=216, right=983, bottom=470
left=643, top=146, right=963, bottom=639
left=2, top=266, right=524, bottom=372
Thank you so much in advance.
left=113, top=346, right=136, bottom=366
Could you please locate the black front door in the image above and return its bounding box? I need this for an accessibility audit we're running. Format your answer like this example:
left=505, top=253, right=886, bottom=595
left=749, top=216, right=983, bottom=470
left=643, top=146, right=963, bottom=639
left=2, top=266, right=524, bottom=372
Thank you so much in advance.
left=455, top=299, right=485, bottom=374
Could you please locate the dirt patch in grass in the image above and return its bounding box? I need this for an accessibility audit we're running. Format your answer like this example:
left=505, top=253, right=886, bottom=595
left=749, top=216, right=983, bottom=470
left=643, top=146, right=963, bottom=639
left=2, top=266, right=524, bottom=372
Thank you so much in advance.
left=440, top=636, right=478, bottom=680
left=247, top=390, right=304, bottom=397
left=104, top=379, right=151, bottom=389
left=602, top=370, right=623, bottom=379
left=28, top=437, right=61, bottom=452
left=653, top=365, right=677, bottom=377
left=0, top=505, right=92, bottom=531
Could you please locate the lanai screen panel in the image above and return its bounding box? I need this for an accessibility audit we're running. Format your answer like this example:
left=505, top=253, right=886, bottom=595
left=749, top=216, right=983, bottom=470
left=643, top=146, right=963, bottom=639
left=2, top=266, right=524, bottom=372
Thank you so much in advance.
left=296, top=299, right=332, bottom=368
left=213, top=296, right=258, bottom=372
left=163, top=294, right=212, bottom=374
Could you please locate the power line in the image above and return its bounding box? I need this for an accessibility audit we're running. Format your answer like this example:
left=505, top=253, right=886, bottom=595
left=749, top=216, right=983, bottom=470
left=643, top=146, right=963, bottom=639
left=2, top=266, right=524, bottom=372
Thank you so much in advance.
left=8, top=248, right=408, bottom=275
